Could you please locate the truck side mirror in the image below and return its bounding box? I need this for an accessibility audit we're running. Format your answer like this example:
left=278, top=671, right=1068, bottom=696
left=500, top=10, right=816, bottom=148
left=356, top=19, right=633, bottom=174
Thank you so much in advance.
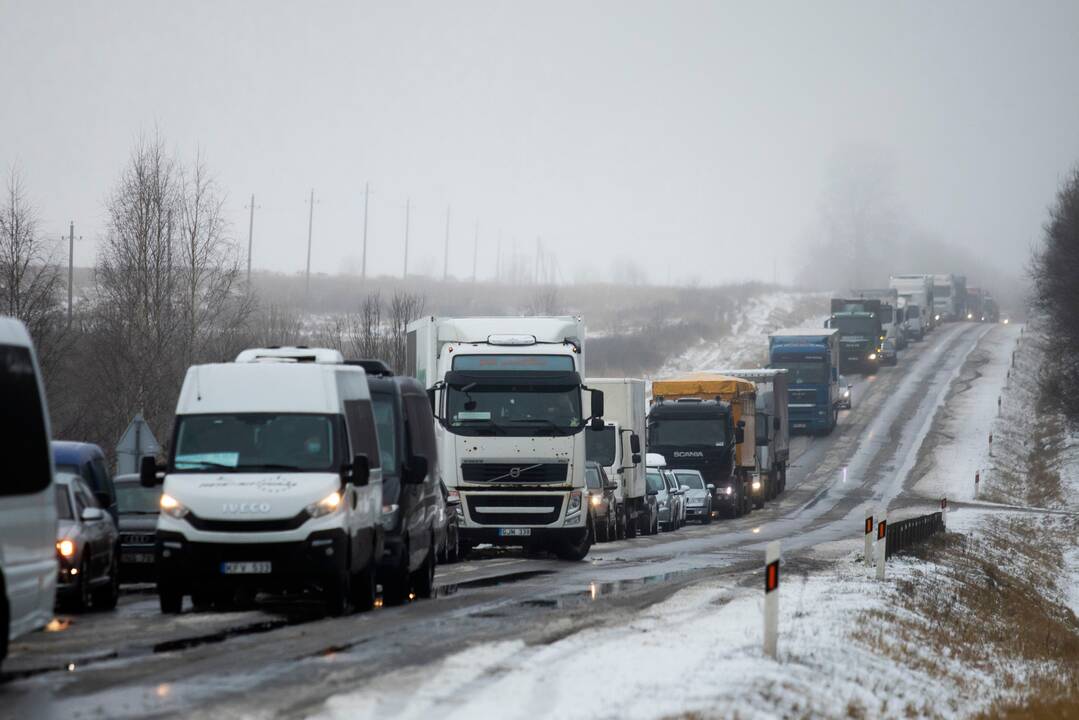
left=832, top=368, right=838, bottom=381
left=404, top=455, right=428, bottom=485
left=140, top=456, right=161, bottom=488
left=426, top=387, right=438, bottom=417
left=735, top=427, right=745, bottom=444
left=590, top=389, right=604, bottom=419
left=590, top=417, right=605, bottom=432
left=631, top=453, right=642, bottom=465
left=773, top=417, right=781, bottom=432
left=629, top=433, right=641, bottom=454
left=350, top=454, right=371, bottom=487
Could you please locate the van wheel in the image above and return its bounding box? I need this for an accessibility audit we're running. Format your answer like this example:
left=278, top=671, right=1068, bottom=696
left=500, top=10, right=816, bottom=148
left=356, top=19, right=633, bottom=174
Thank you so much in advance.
left=350, top=560, right=376, bottom=612
left=159, top=582, right=183, bottom=614
left=323, top=571, right=351, bottom=617
left=381, top=555, right=411, bottom=607
left=92, top=556, right=120, bottom=611
left=411, top=538, right=435, bottom=599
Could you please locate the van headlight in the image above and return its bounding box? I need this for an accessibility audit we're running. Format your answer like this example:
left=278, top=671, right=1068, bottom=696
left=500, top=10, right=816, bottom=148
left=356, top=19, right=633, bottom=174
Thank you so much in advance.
left=307, top=491, right=342, bottom=518
left=159, top=493, right=189, bottom=519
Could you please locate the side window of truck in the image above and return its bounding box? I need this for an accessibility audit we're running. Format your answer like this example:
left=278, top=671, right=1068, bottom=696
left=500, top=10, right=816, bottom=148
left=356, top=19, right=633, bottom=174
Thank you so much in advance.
left=344, top=399, right=382, bottom=470
left=0, top=344, right=51, bottom=496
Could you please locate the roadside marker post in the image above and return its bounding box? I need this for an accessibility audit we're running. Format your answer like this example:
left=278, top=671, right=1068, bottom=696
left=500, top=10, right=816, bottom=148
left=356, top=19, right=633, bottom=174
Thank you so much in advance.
left=875, top=513, right=888, bottom=581
left=864, top=513, right=874, bottom=567
left=763, top=540, right=780, bottom=660
left=941, top=497, right=948, bottom=530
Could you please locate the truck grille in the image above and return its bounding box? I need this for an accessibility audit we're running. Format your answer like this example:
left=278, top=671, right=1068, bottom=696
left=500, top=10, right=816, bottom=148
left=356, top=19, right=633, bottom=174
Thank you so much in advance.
left=789, top=389, right=817, bottom=404
left=465, top=494, right=564, bottom=526
left=461, top=462, right=569, bottom=484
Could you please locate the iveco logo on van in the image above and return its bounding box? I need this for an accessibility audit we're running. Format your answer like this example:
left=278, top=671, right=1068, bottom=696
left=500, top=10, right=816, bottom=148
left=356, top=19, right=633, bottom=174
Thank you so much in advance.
left=222, top=502, right=272, bottom=514
left=673, top=451, right=704, bottom=458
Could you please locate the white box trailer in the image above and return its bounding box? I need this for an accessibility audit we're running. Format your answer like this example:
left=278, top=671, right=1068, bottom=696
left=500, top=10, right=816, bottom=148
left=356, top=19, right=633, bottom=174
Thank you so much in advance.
left=584, top=378, right=647, bottom=539
left=889, top=275, right=935, bottom=332
left=717, top=369, right=790, bottom=502
left=406, top=316, right=603, bottom=561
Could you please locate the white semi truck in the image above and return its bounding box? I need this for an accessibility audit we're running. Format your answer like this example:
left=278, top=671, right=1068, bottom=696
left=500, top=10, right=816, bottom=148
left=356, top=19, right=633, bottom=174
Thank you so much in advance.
left=584, top=378, right=647, bottom=539
left=889, top=274, right=935, bottom=333
left=406, top=316, right=605, bottom=561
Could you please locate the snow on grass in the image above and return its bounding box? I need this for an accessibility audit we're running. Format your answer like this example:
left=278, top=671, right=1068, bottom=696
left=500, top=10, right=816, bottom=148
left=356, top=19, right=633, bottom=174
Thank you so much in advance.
left=658, top=291, right=830, bottom=375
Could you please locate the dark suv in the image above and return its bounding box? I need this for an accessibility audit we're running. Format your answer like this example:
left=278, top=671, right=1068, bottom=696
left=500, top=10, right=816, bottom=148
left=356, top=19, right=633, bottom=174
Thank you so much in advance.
left=354, top=360, right=442, bottom=605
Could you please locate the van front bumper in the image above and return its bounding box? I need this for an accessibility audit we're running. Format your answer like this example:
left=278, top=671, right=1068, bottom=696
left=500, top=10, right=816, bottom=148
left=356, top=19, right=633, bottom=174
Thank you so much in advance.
left=155, top=529, right=348, bottom=587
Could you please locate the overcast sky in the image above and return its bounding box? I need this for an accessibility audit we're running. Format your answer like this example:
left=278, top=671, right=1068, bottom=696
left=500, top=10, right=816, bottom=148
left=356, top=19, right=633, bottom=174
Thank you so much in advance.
left=3, top=1, right=1078, bottom=286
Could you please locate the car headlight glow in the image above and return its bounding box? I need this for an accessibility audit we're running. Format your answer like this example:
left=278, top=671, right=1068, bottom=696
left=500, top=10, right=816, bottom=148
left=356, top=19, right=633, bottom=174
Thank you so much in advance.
left=307, top=491, right=343, bottom=518
left=752, top=479, right=762, bottom=492
left=844, top=389, right=850, bottom=398
left=590, top=494, right=602, bottom=507
left=159, top=493, right=189, bottom=519
left=724, top=486, right=734, bottom=496
left=56, top=539, right=75, bottom=558
left=868, top=353, right=877, bottom=361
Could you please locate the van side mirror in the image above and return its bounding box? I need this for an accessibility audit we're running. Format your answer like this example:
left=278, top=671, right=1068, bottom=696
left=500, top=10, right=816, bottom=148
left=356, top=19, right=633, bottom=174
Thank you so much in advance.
left=81, top=507, right=106, bottom=522
left=350, top=454, right=371, bottom=487
left=140, top=456, right=161, bottom=488
left=404, top=455, right=428, bottom=485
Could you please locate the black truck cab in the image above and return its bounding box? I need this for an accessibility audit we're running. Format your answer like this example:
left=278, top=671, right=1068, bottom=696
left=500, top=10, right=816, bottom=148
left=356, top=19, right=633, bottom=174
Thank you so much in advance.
left=354, top=360, right=442, bottom=604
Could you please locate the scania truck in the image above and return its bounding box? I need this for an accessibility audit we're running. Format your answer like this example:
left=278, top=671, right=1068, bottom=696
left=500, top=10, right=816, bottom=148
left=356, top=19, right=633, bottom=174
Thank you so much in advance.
left=768, top=329, right=840, bottom=435
left=584, top=378, right=647, bottom=538
left=828, top=298, right=883, bottom=374
left=649, top=375, right=756, bottom=517
left=406, top=316, right=604, bottom=561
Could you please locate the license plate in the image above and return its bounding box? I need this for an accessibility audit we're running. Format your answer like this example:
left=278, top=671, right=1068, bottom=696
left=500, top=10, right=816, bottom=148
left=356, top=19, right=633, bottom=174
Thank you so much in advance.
left=497, top=528, right=531, bottom=537
left=220, top=561, right=272, bottom=575
left=125, top=553, right=155, bottom=564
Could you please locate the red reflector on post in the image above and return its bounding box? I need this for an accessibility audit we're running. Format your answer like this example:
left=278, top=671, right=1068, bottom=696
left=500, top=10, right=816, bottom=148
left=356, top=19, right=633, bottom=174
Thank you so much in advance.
left=765, top=560, right=780, bottom=593
left=877, top=519, right=887, bottom=540
left=865, top=516, right=873, bottom=534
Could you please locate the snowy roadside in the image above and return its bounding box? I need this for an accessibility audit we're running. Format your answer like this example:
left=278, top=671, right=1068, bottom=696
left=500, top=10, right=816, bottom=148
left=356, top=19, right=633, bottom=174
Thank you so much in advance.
left=309, top=323, right=1078, bottom=719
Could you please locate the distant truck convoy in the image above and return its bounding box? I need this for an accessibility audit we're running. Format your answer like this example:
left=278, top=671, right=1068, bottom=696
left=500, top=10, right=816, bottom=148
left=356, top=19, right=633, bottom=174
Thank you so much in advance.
left=828, top=298, right=883, bottom=374
left=889, top=274, right=935, bottom=332
left=584, top=378, right=648, bottom=538
left=768, top=328, right=840, bottom=435
left=406, top=316, right=604, bottom=561
left=932, top=273, right=967, bottom=322
left=720, top=369, right=790, bottom=506
left=649, top=374, right=757, bottom=516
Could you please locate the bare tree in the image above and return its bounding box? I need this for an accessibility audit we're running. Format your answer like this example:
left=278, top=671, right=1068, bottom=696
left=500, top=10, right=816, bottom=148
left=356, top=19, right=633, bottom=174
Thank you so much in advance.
left=0, top=166, right=63, bottom=346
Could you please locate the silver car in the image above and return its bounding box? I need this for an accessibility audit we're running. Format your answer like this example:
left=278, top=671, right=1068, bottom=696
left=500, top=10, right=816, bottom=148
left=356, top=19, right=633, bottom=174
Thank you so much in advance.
left=662, top=469, right=686, bottom=531
left=55, top=472, right=120, bottom=611
left=673, top=469, right=713, bottom=524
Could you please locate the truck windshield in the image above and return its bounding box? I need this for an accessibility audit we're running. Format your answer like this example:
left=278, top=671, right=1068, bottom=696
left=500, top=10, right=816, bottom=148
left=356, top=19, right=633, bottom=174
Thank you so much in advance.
left=585, top=426, right=617, bottom=466
left=172, top=413, right=339, bottom=472
left=771, top=360, right=827, bottom=384
left=649, top=418, right=727, bottom=447
left=370, top=392, right=399, bottom=476
left=446, top=379, right=582, bottom=436
left=832, top=316, right=877, bottom=337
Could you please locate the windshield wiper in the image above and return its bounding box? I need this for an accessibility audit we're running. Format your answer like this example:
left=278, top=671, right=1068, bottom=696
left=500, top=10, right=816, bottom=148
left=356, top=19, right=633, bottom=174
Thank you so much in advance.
left=508, top=418, right=572, bottom=436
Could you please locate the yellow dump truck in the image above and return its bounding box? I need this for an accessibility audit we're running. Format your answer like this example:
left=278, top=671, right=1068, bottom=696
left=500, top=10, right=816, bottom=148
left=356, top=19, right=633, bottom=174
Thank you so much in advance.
left=648, top=374, right=759, bottom=518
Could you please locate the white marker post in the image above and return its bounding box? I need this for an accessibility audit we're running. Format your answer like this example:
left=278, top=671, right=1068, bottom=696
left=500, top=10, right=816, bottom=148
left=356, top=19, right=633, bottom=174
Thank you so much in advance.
left=875, top=512, right=888, bottom=581
left=941, top=496, right=948, bottom=530
left=764, top=540, right=780, bottom=659
left=864, top=513, right=874, bottom=568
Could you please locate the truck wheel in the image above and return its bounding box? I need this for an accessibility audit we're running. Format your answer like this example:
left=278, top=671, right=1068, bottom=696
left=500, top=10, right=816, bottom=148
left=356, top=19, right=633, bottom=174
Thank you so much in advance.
left=625, top=511, right=637, bottom=539
left=351, top=559, right=377, bottom=612
left=92, top=555, right=120, bottom=611
left=411, top=538, right=436, bottom=599
left=158, top=582, right=183, bottom=614
left=557, top=519, right=593, bottom=561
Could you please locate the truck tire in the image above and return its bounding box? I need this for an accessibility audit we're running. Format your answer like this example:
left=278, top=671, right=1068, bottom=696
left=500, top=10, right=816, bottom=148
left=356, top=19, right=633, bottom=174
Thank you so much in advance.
left=557, top=518, right=593, bottom=561
left=158, top=582, right=183, bottom=614
left=625, top=510, right=637, bottom=539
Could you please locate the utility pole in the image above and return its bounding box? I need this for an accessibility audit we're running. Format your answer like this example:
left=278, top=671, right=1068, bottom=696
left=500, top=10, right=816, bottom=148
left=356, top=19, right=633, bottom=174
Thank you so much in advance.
left=246, top=194, right=256, bottom=285
left=443, top=206, right=451, bottom=281
left=361, top=182, right=370, bottom=280
left=305, top=189, right=315, bottom=306
left=403, top=197, right=410, bottom=279
left=472, top=219, right=479, bottom=283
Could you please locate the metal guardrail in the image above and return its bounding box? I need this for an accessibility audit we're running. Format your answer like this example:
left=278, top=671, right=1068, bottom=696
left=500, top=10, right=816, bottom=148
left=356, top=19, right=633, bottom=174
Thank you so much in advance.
left=885, top=511, right=944, bottom=559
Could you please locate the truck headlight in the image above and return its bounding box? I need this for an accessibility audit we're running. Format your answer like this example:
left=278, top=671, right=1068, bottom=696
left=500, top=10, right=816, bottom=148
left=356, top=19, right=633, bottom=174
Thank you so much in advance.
left=567, top=490, right=583, bottom=516
left=868, top=353, right=877, bottom=361
left=159, top=493, right=189, bottom=519
left=752, top=478, right=762, bottom=492
left=307, top=491, right=342, bottom=518
left=724, top=486, right=734, bottom=496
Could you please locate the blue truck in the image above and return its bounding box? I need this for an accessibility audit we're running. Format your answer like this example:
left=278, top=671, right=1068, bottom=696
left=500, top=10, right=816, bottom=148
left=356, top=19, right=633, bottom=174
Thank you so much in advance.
left=768, top=329, right=841, bottom=435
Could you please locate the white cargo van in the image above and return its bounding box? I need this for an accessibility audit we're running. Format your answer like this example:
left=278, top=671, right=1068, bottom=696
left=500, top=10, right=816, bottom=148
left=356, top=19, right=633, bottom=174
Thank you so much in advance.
left=143, top=350, right=383, bottom=615
left=584, top=378, right=646, bottom=538
left=0, top=318, right=57, bottom=668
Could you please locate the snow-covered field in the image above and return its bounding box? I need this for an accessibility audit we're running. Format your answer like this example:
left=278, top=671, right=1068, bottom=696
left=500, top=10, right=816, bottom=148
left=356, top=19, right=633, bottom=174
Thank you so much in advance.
left=311, top=322, right=1078, bottom=720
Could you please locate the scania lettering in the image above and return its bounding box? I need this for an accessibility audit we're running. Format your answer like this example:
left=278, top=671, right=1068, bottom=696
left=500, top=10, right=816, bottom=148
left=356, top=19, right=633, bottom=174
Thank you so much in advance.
left=407, top=316, right=603, bottom=561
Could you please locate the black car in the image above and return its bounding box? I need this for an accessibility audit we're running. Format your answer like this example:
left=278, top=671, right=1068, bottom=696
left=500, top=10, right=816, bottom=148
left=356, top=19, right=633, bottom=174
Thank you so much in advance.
left=113, top=473, right=161, bottom=582
left=356, top=360, right=442, bottom=605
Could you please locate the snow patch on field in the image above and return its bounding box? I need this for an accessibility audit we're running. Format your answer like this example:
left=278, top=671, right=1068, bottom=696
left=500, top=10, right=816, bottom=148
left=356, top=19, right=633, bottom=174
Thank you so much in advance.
left=658, top=291, right=829, bottom=375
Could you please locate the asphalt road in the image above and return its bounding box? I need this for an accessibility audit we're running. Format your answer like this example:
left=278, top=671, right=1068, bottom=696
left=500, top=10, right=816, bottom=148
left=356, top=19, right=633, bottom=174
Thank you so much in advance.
left=0, top=321, right=995, bottom=720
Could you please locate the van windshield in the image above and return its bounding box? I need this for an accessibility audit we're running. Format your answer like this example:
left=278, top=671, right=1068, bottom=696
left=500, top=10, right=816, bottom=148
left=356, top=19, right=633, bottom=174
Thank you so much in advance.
left=172, top=413, right=339, bottom=472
